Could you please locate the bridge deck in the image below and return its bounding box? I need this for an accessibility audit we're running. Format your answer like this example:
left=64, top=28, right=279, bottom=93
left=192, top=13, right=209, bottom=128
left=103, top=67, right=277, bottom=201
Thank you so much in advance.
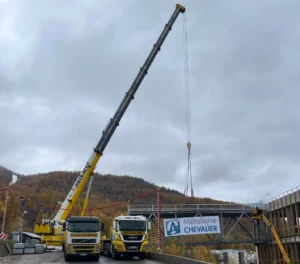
left=128, top=203, right=266, bottom=218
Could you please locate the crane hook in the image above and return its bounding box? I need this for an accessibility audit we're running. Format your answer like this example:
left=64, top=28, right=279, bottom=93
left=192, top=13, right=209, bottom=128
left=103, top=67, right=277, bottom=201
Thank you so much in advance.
left=187, top=141, right=191, bottom=150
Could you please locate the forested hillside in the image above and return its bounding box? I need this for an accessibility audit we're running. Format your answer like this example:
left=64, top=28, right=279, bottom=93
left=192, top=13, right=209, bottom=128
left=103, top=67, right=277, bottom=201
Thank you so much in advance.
left=0, top=165, right=229, bottom=232
left=0, top=165, right=254, bottom=262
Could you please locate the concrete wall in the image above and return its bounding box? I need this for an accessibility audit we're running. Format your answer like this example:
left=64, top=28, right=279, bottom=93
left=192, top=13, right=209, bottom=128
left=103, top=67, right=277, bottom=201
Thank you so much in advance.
left=146, top=252, right=212, bottom=264
left=0, top=240, right=13, bottom=257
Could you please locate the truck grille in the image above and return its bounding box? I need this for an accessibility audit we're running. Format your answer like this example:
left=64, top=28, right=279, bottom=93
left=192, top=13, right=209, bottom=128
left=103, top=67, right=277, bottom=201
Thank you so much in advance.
left=73, top=245, right=94, bottom=249
left=122, top=235, right=143, bottom=241
left=72, top=239, right=97, bottom=243
left=125, top=242, right=142, bottom=252
left=72, top=245, right=95, bottom=253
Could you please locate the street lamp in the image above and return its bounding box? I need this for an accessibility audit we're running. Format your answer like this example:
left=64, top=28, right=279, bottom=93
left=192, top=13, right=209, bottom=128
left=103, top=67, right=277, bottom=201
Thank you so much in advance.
left=20, top=211, right=27, bottom=243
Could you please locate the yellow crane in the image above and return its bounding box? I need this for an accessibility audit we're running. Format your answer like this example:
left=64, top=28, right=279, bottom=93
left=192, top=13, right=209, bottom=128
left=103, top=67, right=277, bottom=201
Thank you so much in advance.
left=251, top=207, right=290, bottom=263
left=34, top=3, right=186, bottom=247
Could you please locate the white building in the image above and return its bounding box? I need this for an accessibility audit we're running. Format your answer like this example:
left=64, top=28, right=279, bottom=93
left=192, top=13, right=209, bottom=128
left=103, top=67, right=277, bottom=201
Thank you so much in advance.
left=211, top=249, right=257, bottom=264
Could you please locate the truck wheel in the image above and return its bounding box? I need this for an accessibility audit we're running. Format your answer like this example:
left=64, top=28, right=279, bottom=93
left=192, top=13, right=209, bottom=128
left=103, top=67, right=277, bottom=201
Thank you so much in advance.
left=139, top=253, right=145, bottom=260
left=63, top=246, right=71, bottom=262
left=64, top=253, right=71, bottom=262
left=92, top=254, right=100, bottom=261
left=112, top=247, right=119, bottom=260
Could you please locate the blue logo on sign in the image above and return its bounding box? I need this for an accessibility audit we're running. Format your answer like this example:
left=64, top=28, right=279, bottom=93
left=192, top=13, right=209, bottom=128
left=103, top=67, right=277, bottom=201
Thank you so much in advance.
left=165, top=219, right=181, bottom=236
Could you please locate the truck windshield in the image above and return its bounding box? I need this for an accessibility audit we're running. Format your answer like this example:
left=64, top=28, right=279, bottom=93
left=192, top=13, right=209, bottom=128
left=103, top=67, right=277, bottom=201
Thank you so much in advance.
left=68, top=222, right=99, bottom=232
left=118, top=220, right=146, bottom=231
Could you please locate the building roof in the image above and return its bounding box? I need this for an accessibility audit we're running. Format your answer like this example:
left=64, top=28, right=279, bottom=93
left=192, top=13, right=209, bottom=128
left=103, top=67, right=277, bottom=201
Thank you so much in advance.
left=23, top=232, right=41, bottom=239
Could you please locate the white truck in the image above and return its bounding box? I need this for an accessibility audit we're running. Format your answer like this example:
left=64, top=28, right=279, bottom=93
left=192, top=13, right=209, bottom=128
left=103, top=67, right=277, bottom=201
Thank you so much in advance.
left=101, top=215, right=151, bottom=260
left=62, top=216, right=104, bottom=261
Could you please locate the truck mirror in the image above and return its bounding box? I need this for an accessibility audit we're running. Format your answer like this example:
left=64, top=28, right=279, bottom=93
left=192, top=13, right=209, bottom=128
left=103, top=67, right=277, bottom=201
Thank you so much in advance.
left=101, top=222, right=104, bottom=232
left=113, top=221, right=117, bottom=230
left=62, top=222, right=66, bottom=231
left=148, top=221, right=151, bottom=230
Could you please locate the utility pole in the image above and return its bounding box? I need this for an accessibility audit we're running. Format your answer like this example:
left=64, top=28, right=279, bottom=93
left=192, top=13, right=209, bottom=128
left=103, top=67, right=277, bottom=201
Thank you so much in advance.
left=19, top=210, right=27, bottom=243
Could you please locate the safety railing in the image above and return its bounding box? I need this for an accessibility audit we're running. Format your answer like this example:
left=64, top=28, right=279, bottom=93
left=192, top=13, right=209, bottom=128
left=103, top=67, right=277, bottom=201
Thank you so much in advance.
left=265, top=185, right=300, bottom=204
left=128, top=203, right=266, bottom=214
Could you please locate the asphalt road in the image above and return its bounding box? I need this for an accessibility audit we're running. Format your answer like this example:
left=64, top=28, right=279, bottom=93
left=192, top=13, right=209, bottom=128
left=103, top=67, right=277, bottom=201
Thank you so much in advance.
left=1, top=252, right=163, bottom=264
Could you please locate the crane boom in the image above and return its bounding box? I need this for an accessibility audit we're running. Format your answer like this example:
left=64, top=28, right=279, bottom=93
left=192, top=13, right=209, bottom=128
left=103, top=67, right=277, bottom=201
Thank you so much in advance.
left=53, top=4, right=186, bottom=221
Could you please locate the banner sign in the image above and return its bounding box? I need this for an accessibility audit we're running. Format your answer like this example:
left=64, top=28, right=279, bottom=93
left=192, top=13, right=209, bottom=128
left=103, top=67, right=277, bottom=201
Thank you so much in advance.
left=164, top=216, right=221, bottom=237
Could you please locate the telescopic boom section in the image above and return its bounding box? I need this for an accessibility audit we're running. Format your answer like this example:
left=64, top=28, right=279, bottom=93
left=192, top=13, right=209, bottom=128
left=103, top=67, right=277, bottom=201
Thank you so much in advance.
left=54, top=4, right=185, bottom=222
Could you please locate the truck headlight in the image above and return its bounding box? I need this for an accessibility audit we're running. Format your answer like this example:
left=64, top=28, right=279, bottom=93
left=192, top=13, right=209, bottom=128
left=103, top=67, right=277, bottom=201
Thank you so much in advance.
left=142, top=244, right=148, bottom=250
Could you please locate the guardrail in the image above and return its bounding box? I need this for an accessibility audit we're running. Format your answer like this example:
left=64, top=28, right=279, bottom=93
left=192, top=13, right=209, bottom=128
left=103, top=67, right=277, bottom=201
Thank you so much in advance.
left=146, top=252, right=212, bottom=264
left=265, top=185, right=300, bottom=204
left=128, top=203, right=267, bottom=214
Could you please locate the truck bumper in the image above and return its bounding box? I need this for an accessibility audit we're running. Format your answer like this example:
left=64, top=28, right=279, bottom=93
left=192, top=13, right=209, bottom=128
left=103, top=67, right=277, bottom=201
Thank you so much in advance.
left=115, top=250, right=145, bottom=260
left=64, top=244, right=100, bottom=256
left=69, top=253, right=100, bottom=257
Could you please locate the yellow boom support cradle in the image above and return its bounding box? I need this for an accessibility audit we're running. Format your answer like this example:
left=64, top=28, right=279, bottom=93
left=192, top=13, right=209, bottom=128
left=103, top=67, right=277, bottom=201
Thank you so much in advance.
left=81, top=173, right=94, bottom=216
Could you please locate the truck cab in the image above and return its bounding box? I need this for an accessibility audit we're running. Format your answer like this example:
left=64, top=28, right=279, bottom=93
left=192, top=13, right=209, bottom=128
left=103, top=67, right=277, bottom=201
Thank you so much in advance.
left=62, top=216, right=104, bottom=262
left=102, top=215, right=151, bottom=260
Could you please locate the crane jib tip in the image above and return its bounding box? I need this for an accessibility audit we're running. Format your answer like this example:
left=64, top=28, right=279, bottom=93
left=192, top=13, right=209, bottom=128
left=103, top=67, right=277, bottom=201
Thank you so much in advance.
left=176, top=4, right=186, bottom=13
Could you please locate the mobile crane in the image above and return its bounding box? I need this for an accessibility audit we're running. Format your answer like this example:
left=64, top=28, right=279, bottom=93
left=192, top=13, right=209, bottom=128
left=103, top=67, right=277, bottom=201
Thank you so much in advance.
left=251, top=207, right=290, bottom=263
left=34, top=3, right=186, bottom=250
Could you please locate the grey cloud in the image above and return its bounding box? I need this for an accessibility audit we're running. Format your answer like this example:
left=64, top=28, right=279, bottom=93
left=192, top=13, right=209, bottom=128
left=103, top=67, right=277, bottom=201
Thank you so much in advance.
left=194, top=159, right=232, bottom=185
left=0, top=0, right=299, bottom=203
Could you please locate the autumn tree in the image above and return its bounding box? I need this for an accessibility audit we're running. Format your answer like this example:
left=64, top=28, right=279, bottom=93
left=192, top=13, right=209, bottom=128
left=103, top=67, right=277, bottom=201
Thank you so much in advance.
left=5, top=194, right=23, bottom=234
left=191, top=246, right=217, bottom=263
left=35, top=210, right=44, bottom=224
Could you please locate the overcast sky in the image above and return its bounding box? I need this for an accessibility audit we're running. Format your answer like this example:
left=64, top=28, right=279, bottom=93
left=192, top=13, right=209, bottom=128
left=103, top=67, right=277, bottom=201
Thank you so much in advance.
left=0, top=0, right=299, bottom=204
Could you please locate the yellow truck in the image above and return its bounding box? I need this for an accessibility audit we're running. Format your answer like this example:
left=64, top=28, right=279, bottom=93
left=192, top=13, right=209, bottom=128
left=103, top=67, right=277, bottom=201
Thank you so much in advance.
left=101, top=215, right=151, bottom=260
